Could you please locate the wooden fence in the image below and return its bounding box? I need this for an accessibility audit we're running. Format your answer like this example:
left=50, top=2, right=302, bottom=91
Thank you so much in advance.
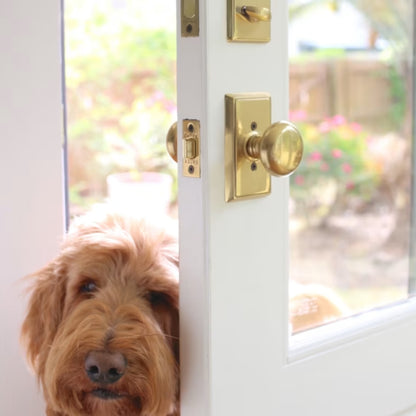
left=289, top=58, right=397, bottom=128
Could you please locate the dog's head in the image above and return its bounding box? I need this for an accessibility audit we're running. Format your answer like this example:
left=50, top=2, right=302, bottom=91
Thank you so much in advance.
left=21, top=208, right=179, bottom=416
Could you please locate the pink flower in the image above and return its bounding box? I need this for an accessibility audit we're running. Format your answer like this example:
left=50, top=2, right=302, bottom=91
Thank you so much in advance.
left=153, top=90, right=164, bottom=100
left=342, top=163, right=352, bottom=174
left=164, top=100, right=177, bottom=115
left=366, top=135, right=375, bottom=144
left=309, top=151, right=322, bottom=162
left=332, top=148, right=343, bottom=158
left=349, top=122, right=362, bottom=133
left=331, top=115, right=346, bottom=126
left=346, top=181, right=355, bottom=190
left=294, top=175, right=305, bottom=185
left=289, top=110, right=307, bottom=122
left=319, top=120, right=331, bottom=133
left=320, top=162, right=329, bottom=171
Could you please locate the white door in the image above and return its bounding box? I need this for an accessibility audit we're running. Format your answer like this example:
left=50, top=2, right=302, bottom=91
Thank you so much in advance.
left=177, top=1, right=416, bottom=415
left=0, top=0, right=64, bottom=414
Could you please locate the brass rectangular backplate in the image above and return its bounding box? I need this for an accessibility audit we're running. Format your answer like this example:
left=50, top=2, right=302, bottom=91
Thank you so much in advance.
left=225, top=93, right=271, bottom=201
left=181, top=0, right=199, bottom=37
left=227, top=0, right=271, bottom=42
left=183, top=119, right=201, bottom=178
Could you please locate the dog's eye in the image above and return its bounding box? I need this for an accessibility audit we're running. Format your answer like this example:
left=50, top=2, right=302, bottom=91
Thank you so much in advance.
left=79, top=280, right=98, bottom=294
left=147, top=291, right=166, bottom=305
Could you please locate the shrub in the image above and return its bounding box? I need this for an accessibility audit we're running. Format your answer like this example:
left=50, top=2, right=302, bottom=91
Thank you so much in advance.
left=290, top=113, right=379, bottom=223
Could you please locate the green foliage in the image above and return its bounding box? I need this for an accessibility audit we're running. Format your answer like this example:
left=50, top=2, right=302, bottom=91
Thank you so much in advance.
left=65, top=0, right=177, bottom=207
left=387, top=65, right=407, bottom=128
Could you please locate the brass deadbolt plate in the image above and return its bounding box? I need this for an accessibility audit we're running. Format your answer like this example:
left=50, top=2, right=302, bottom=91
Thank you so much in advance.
left=227, top=0, right=271, bottom=42
left=181, top=0, right=199, bottom=37
left=183, top=119, right=201, bottom=178
left=225, top=93, right=271, bottom=201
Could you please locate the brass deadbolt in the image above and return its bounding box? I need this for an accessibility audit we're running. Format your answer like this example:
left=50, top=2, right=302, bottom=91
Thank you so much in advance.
left=228, top=0, right=271, bottom=42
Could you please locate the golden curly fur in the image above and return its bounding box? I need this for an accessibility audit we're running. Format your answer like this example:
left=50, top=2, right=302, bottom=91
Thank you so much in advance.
left=21, top=208, right=179, bottom=416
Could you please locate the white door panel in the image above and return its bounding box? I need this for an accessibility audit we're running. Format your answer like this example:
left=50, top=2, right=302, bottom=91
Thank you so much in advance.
left=177, top=0, right=416, bottom=415
left=0, top=0, right=65, bottom=413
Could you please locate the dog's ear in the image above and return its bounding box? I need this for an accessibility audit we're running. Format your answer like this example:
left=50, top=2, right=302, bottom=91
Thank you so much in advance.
left=160, top=232, right=179, bottom=270
left=147, top=232, right=179, bottom=363
left=21, top=261, right=67, bottom=376
left=148, top=283, right=179, bottom=364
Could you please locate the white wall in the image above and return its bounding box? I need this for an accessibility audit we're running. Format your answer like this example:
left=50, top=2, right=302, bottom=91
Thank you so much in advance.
left=0, top=0, right=65, bottom=413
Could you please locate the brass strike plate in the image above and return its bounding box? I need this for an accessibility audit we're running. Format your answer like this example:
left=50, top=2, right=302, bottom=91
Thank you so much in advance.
left=225, top=93, right=271, bottom=201
left=181, top=0, right=199, bottom=37
left=227, top=0, right=271, bottom=42
left=183, top=119, right=201, bottom=178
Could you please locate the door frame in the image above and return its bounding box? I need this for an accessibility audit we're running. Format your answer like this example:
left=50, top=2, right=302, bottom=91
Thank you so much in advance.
left=0, top=0, right=65, bottom=413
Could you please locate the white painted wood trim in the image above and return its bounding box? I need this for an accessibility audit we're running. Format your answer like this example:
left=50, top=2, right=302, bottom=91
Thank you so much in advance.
left=176, top=4, right=211, bottom=415
left=290, top=297, right=416, bottom=362
left=177, top=0, right=291, bottom=414
left=0, top=1, right=65, bottom=413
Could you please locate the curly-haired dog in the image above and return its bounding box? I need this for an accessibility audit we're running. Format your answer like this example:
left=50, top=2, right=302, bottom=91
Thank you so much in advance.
left=21, top=209, right=179, bottom=416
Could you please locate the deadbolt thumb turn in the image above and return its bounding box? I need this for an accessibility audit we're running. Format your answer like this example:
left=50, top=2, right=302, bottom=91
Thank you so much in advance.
left=237, top=6, right=271, bottom=23
left=225, top=93, right=304, bottom=202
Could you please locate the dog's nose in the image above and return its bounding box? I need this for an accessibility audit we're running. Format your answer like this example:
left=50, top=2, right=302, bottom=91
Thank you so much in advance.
left=85, top=350, right=126, bottom=384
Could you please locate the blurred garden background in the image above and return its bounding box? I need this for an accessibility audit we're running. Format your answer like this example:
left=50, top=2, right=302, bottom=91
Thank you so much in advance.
left=65, top=0, right=177, bottom=217
left=288, top=0, right=414, bottom=325
left=64, top=0, right=415, bottom=329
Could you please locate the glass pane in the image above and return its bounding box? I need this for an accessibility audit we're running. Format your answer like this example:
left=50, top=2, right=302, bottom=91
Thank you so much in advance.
left=64, top=0, right=177, bottom=220
left=288, top=0, right=415, bottom=333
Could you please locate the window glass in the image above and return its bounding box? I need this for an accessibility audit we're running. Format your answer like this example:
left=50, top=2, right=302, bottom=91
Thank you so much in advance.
left=288, top=0, right=415, bottom=333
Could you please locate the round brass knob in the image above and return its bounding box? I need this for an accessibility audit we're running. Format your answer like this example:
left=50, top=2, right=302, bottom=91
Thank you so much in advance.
left=245, top=121, right=303, bottom=176
left=166, top=121, right=178, bottom=162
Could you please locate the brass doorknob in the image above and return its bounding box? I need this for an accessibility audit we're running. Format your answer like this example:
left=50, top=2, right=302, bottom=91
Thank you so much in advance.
left=245, top=121, right=303, bottom=176
left=166, top=121, right=178, bottom=162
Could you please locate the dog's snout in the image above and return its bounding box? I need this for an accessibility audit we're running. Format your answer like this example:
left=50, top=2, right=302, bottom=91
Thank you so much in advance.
left=85, top=350, right=126, bottom=385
